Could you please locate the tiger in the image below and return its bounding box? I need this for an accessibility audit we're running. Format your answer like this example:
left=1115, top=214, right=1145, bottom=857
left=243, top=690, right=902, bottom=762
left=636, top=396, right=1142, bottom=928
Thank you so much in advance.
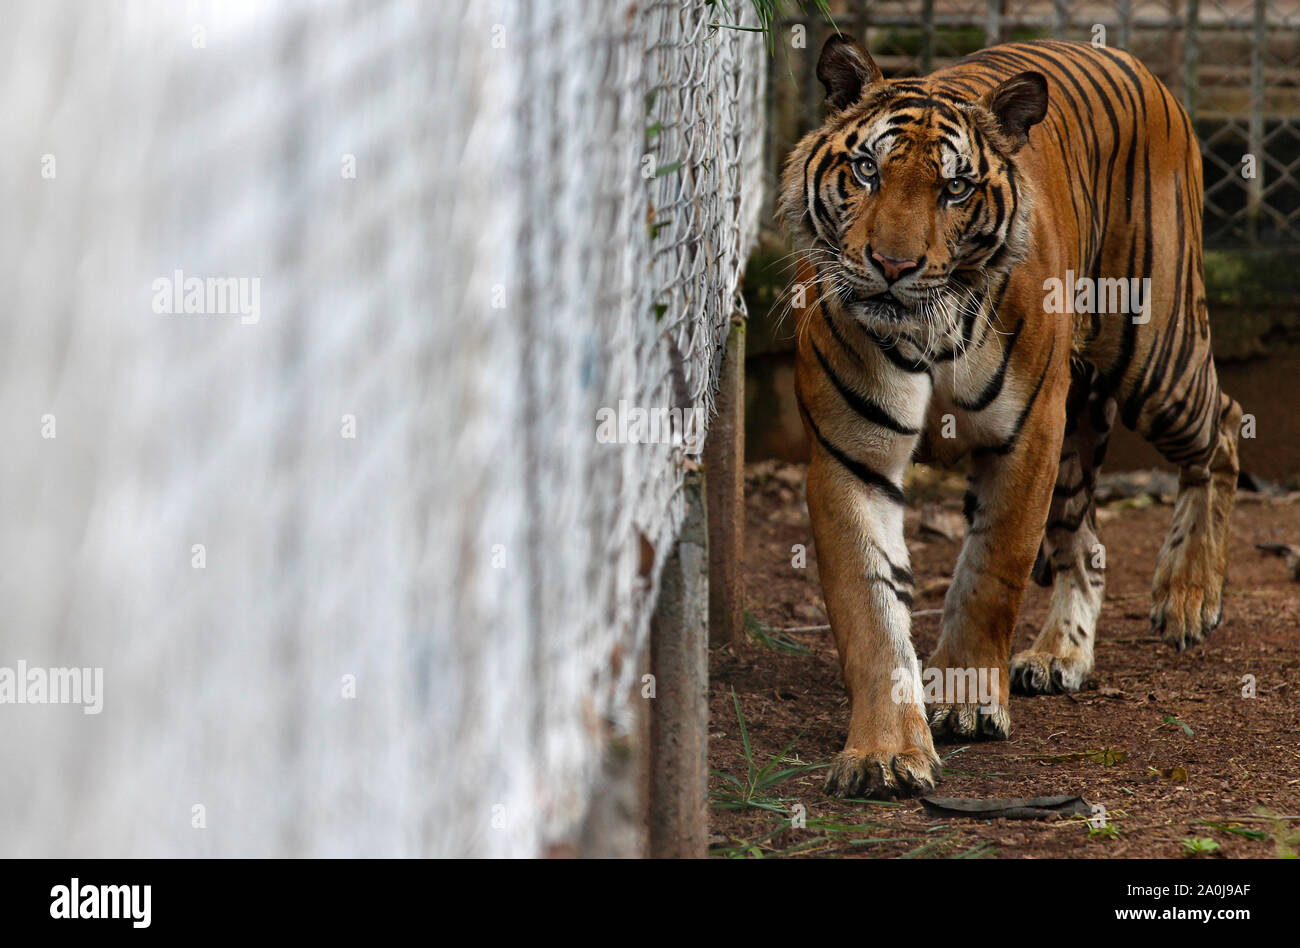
left=779, top=36, right=1241, bottom=799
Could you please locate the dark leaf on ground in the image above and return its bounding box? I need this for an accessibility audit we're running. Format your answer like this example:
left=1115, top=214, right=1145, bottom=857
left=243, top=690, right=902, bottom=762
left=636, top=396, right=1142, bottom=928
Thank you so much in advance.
left=920, top=795, right=1093, bottom=821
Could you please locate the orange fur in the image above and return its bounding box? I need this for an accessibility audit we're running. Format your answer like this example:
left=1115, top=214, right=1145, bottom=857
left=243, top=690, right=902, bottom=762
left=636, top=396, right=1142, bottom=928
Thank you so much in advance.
left=782, top=38, right=1238, bottom=798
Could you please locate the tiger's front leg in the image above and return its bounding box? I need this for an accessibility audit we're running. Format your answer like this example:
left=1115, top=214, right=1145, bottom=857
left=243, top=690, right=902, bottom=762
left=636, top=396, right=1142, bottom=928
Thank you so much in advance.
left=926, top=344, right=1069, bottom=741
left=806, top=444, right=941, bottom=798
left=799, top=329, right=939, bottom=799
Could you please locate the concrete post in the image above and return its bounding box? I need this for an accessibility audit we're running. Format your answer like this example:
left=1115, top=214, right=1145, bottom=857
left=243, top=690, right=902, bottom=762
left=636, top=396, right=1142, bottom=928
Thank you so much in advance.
left=647, top=470, right=710, bottom=858
left=706, top=317, right=746, bottom=647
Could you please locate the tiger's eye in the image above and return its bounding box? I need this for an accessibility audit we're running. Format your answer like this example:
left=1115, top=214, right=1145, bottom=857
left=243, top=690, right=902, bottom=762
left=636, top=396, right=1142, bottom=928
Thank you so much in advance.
left=852, top=157, right=878, bottom=184
left=945, top=178, right=972, bottom=200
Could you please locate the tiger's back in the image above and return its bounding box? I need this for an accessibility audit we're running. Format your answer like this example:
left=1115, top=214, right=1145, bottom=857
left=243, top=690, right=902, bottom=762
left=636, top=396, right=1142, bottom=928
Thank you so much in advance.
left=940, top=42, right=1218, bottom=457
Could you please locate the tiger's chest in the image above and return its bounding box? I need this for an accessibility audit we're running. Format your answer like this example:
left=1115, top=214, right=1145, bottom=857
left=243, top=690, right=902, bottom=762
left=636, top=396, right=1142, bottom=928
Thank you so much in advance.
left=916, top=334, right=1026, bottom=466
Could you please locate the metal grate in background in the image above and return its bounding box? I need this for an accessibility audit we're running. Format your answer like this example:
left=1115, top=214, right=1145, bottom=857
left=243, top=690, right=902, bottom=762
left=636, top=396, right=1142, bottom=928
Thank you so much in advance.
left=771, top=0, right=1300, bottom=246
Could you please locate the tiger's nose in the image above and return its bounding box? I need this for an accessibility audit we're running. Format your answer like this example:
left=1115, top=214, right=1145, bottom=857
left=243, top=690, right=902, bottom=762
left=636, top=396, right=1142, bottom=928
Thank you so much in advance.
left=870, top=251, right=919, bottom=283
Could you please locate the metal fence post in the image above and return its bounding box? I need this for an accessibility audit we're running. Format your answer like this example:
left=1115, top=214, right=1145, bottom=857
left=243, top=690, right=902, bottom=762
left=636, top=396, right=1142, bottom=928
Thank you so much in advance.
left=1052, top=0, right=1069, bottom=40
left=921, top=0, right=935, bottom=74
left=985, top=0, right=1002, bottom=48
left=1248, top=0, right=1267, bottom=244
left=803, top=12, right=825, bottom=133
left=1183, top=0, right=1200, bottom=123
left=853, top=0, right=869, bottom=43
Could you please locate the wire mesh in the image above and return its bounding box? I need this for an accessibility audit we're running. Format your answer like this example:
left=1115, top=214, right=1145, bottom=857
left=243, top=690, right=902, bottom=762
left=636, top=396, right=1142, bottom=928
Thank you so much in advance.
left=0, top=0, right=764, bottom=857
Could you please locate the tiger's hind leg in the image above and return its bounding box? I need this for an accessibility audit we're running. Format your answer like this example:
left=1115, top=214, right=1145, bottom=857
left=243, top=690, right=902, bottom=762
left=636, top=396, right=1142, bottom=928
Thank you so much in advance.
left=1122, top=321, right=1241, bottom=651
left=1144, top=379, right=1241, bottom=650
left=1011, top=362, right=1115, bottom=694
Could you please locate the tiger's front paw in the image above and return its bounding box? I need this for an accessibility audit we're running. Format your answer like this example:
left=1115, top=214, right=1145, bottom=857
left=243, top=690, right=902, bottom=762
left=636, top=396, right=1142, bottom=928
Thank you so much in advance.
left=825, top=700, right=940, bottom=799
left=923, top=649, right=1011, bottom=741
left=823, top=746, right=940, bottom=800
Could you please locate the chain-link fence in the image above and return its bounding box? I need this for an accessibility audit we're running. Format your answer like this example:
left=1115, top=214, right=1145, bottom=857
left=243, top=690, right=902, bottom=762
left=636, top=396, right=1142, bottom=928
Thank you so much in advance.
left=0, top=0, right=764, bottom=857
left=770, top=1, right=1300, bottom=246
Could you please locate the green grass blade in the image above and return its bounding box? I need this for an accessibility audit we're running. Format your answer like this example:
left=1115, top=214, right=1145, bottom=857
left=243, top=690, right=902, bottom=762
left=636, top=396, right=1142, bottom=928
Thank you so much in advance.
left=730, top=687, right=754, bottom=778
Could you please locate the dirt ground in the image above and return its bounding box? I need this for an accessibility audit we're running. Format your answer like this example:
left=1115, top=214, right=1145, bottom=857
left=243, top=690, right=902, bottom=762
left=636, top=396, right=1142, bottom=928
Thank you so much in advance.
left=709, top=460, right=1300, bottom=858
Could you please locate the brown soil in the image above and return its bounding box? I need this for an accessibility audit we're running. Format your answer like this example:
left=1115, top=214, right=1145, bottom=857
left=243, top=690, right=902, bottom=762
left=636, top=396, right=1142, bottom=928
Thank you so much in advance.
left=709, top=461, right=1300, bottom=858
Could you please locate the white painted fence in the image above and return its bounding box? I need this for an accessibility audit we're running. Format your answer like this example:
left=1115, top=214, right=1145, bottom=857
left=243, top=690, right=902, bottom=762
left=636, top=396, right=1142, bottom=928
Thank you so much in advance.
left=0, top=0, right=764, bottom=856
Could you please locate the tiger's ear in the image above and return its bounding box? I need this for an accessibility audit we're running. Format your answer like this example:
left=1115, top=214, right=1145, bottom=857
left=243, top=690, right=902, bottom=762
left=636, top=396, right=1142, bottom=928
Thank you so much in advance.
left=981, top=71, right=1048, bottom=152
left=817, top=35, right=882, bottom=111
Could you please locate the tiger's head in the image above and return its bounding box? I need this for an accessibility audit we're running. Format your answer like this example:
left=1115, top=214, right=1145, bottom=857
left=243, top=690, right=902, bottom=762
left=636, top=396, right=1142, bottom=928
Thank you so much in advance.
left=780, top=36, right=1048, bottom=348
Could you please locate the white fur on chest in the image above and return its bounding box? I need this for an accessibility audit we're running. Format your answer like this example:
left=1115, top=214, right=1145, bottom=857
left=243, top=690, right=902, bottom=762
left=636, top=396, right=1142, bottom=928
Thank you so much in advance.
left=920, top=348, right=1022, bottom=464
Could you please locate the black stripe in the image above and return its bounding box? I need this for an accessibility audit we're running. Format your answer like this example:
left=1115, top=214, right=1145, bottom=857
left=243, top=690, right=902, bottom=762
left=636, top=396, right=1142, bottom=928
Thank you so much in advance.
left=862, top=327, right=931, bottom=373
left=812, top=341, right=919, bottom=435
left=821, top=306, right=866, bottom=365
left=955, top=317, right=1024, bottom=412
left=799, top=401, right=906, bottom=504
left=972, top=333, right=1057, bottom=459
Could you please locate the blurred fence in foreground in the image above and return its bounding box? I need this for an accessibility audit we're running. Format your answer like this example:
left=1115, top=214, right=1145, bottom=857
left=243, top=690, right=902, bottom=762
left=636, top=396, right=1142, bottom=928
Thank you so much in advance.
left=0, top=0, right=764, bottom=856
